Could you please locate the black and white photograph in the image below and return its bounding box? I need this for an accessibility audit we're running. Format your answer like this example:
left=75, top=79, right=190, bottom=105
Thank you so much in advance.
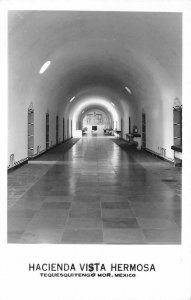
left=0, top=0, right=191, bottom=300
left=7, top=9, right=183, bottom=245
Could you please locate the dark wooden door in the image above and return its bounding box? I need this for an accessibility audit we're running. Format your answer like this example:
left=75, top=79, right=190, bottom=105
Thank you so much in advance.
left=67, top=119, right=69, bottom=140
left=46, top=113, right=49, bottom=150
left=28, top=109, right=34, bottom=157
left=129, top=117, right=131, bottom=133
left=56, top=116, right=59, bottom=145
left=142, top=113, right=146, bottom=148
left=63, top=117, right=65, bottom=142
left=121, top=119, right=123, bottom=137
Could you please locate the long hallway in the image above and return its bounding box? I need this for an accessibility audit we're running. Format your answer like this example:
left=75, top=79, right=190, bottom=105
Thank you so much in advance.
left=8, top=137, right=181, bottom=244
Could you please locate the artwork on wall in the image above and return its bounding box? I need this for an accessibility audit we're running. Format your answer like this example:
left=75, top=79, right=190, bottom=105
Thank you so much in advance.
left=83, top=110, right=107, bottom=126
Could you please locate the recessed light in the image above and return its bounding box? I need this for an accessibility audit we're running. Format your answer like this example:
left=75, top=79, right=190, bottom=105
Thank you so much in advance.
left=70, top=96, right=75, bottom=103
left=125, top=86, right=132, bottom=95
left=39, top=61, right=51, bottom=74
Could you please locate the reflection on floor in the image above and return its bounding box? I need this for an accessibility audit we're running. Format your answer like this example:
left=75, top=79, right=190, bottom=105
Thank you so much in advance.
left=8, top=137, right=181, bottom=244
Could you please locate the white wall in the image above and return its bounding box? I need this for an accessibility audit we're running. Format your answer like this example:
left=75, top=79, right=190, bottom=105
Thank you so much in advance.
left=8, top=102, right=28, bottom=166
left=8, top=96, right=68, bottom=167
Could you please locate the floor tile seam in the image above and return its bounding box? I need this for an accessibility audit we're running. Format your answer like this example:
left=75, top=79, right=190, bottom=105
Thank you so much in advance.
left=63, top=228, right=103, bottom=232
left=135, top=217, right=179, bottom=230
left=151, top=202, right=181, bottom=212
left=122, top=201, right=138, bottom=219
left=7, top=172, right=50, bottom=192
left=17, top=223, right=45, bottom=242
left=174, top=219, right=181, bottom=228
left=102, top=227, right=149, bottom=245
left=99, top=196, right=104, bottom=242
left=62, top=202, right=76, bottom=234
left=142, top=227, right=182, bottom=235
left=130, top=209, right=180, bottom=221
left=16, top=198, right=53, bottom=231
left=146, top=242, right=181, bottom=245
left=8, top=167, right=55, bottom=209
left=134, top=225, right=148, bottom=244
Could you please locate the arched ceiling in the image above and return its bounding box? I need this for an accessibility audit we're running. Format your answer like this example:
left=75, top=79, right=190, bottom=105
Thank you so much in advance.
left=80, top=106, right=113, bottom=121
left=71, top=97, right=120, bottom=130
left=8, top=10, right=182, bottom=115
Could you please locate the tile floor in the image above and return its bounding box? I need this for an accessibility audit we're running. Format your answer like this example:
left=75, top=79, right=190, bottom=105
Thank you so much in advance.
left=7, top=136, right=181, bottom=244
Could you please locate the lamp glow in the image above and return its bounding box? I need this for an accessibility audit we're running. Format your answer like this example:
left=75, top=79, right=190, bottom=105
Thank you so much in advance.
left=125, top=86, right=132, bottom=95
left=39, top=61, right=51, bottom=74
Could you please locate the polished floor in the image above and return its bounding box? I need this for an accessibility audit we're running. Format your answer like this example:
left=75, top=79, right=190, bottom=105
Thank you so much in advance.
left=8, top=136, right=181, bottom=244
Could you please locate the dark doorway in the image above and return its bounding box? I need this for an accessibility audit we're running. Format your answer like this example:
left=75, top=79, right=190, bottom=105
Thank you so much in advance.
left=67, top=119, right=69, bottom=140
left=121, top=119, right=123, bottom=137
left=63, top=117, right=65, bottom=142
left=28, top=108, right=34, bottom=158
left=142, top=113, right=146, bottom=148
left=56, top=116, right=59, bottom=145
left=173, top=106, right=182, bottom=146
left=46, top=113, right=49, bottom=150
left=129, top=117, right=131, bottom=133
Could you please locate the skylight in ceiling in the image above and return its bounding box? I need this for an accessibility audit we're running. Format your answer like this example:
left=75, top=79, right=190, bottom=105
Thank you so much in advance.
left=70, top=96, right=75, bottom=103
left=39, top=61, right=51, bottom=74
left=125, top=86, right=132, bottom=95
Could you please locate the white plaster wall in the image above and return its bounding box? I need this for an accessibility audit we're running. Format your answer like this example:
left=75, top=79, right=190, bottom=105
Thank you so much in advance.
left=138, top=80, right=181, bottom=161
left=8, top=102, right=28, bottom=165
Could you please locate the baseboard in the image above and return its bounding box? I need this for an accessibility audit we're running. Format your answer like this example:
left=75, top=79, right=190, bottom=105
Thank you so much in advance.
left=145, top=148, right=174, bottom=165
left=28, top=149, right=46, bottom=160
left=7, top=157, right=28, bottom=173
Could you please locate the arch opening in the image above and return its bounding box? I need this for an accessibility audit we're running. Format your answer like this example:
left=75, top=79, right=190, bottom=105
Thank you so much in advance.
left=66, top=96, right=122, bottom=138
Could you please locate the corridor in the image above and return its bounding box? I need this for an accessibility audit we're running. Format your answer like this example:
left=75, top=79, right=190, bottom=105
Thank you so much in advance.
left=8, top=137, right=181, bottom=244
left=3, top=7, right=188, bottom=300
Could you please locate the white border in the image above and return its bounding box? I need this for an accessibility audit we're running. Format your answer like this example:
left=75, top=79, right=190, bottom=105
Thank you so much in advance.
left=1, top=1, right=191, bottom=300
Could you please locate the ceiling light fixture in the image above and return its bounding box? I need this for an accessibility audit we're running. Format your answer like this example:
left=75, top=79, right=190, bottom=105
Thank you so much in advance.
left=125, top=86, right=132, bottom=95
left=111, top=102, right=115, bottom=106
left=70, top=96, right=75, bottom=103
left=39, top=61, right=51, bottom=74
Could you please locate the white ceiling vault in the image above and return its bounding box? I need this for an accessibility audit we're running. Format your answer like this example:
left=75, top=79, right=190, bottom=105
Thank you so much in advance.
left=8, top=10, right=182, bottom=120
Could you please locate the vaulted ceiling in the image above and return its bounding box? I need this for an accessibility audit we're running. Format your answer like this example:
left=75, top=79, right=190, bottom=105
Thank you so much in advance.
left=8, top=11, right=182, bottom=117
